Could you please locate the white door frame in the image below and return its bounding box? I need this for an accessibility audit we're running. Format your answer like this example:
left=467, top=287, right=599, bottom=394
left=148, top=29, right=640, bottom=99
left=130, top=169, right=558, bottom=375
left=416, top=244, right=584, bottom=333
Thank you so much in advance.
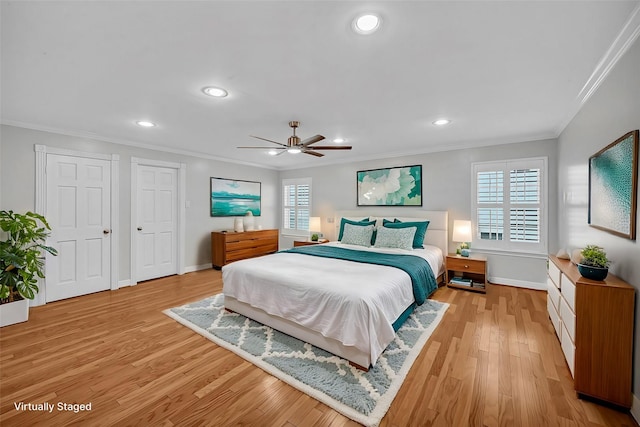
left=34, top=144, right=119, bottom=307
left=130, top=157, right=186, bottom=286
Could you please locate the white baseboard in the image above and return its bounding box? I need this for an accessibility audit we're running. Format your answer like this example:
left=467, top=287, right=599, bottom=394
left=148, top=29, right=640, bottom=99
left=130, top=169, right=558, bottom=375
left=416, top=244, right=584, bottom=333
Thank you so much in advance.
left=631, top=394, right=640, bottom=423
left=489, top=276, right=546, bottom=291
left=185, top=264, right=213, bottom=273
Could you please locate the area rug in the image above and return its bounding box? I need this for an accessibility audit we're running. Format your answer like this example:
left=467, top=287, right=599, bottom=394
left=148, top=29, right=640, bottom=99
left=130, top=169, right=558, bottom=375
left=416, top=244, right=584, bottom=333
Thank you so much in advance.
left=164, top=294, right=448, bottom=427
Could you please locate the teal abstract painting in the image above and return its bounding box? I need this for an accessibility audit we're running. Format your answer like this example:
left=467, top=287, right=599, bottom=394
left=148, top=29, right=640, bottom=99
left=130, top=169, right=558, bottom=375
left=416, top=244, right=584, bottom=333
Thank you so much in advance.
left=357, top=165, right=422, bottom=206
left=211, top=177, right=261, bottom=216
left=589, top=130, right=638, bottom=240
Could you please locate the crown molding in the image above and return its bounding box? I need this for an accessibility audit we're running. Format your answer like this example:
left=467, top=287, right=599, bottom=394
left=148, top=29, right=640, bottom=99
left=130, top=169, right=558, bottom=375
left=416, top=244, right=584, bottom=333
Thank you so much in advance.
left=0, top=120, right=278, bottom=170
left=555, top=3, right=640, bottom=135
left=276, top=131, right=558, bottom=172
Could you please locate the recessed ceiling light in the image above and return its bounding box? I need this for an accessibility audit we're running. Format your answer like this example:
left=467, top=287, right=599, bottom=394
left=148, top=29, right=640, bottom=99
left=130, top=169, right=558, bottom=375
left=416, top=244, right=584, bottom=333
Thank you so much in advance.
left=433, top=119, right=451, bottom=126
left=202, top=86, right=228, bottom=98
left=136, top=121, right=156, bottom=127
left=353, top=13, right=381, bottom=34
left=268, top=150, right=278, bottom=156
left=333, top=138, right=345, bottom=144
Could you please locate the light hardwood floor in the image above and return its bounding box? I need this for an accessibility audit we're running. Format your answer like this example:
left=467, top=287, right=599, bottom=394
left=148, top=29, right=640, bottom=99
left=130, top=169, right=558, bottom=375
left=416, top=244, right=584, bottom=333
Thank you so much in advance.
left=0, top=269, right=637, bottom=426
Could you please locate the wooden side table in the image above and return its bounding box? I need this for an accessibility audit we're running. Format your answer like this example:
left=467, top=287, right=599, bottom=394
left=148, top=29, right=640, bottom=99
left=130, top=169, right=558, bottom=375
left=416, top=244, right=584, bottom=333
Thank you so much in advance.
left=446, top=254, right=487, bottom=293
left=293, top=240, right=326, bottom=247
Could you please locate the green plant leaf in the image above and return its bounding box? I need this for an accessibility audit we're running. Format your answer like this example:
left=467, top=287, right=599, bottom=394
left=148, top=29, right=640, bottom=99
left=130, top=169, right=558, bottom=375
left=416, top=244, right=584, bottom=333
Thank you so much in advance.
left=0, top=210, right=57, bottom=301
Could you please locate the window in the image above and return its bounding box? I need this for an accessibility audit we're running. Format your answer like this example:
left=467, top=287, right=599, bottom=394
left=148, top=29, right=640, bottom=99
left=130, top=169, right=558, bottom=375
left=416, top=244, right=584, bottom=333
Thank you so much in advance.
left=282, top=177, right=311, bottom=235
left=472, top=158, right=547, bottom=254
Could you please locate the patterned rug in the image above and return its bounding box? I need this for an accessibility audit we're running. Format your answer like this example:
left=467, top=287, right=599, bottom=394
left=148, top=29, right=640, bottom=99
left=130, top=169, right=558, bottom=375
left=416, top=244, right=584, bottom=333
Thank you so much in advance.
left=164, top=294, right=448, bottom=427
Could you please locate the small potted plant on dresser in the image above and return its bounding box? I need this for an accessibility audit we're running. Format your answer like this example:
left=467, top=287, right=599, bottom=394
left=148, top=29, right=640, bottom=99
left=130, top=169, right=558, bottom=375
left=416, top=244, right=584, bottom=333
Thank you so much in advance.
left=0, top=210, right=57, bottom=327
left=577, top=245, right=610, bottom=281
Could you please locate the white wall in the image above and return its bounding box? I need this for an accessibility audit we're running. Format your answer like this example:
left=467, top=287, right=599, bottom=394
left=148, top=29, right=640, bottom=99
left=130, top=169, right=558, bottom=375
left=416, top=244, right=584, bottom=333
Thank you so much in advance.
left=557, top=38, right=640, bottom=397
left=279, top=138, right=559, bottom=288
left=0, top=124, right=279, bottom=281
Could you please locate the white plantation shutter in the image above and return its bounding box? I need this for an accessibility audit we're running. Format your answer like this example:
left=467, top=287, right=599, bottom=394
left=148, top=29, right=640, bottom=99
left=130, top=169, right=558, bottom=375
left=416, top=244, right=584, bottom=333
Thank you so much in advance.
left=472, top=158, right=546, bottom=253
left=477, top=170, right=504, bottom=241
left=509, top=167, right=541, bottom=243
left=283, top=178, right=311, bottom=234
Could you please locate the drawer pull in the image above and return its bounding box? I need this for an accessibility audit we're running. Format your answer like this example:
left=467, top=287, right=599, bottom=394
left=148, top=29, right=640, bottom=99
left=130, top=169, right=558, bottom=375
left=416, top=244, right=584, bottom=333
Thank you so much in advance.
left=464, top=265, right=469, bottom=268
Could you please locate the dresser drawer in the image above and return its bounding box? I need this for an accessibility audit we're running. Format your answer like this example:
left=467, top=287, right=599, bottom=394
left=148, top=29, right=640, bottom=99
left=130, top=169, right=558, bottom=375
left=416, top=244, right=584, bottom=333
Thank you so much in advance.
left=560, top=273, right=576, bottom=312
left=561, top=322, right=576, bottom=377
left=560, top=296, right=576, bottom=343
left=224, top=229, right=278, bottom=243
left=225, top=243, right=278, bottom=262
left=548, top=258, right=561, bottom=288
left=227, top=237, right=276, bottom=252
left=547, top=295, right=561, bottom=339
left=447, top=257, right=485, bottom=274
left=547, top=278, right=561, bottom=312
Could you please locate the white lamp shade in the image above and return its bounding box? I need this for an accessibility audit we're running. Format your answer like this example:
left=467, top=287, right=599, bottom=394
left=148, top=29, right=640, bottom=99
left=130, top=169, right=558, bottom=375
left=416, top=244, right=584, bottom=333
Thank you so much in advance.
left=452, top=220, right=472, bottom=243
left=309, top=217, right=322, bottom=233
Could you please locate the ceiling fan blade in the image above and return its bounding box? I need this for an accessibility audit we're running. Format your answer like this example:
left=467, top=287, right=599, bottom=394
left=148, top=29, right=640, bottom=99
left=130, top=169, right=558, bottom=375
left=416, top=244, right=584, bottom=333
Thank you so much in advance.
left=303, top=150, right=324, bottom=157
left=301, top=134, right=325, bottom=146
left=250, top=135, right=287, bottom=147
left=237, top=146, right=286, bottom=149
left=306, top=145, right=352, bottom=150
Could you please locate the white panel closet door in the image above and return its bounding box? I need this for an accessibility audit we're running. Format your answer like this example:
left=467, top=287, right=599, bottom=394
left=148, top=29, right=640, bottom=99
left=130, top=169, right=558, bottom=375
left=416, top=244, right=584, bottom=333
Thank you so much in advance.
left=135, top=165, right=178, bottom=282
left=46, top=154, right=111, bottom=302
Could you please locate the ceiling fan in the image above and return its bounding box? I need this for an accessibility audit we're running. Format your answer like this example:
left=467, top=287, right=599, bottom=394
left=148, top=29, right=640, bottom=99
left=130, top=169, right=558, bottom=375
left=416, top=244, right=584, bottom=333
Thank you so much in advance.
left=238, top=121, right=352, bottom=157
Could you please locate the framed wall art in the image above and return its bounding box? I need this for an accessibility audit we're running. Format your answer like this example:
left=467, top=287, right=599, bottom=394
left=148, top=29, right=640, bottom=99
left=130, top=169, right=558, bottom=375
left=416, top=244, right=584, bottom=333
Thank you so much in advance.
left=210, top=177, right=261, bottom=217
left=588, top=130, right=638, bottom=240
left=357, top=165, right=422, bottom=206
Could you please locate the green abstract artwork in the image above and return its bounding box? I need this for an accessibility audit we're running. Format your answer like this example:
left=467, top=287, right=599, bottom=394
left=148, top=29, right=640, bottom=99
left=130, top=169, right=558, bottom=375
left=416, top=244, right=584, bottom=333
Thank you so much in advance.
left=357, top=165, right=422, bottom=206
left=589, top=130, right=638, bottom=240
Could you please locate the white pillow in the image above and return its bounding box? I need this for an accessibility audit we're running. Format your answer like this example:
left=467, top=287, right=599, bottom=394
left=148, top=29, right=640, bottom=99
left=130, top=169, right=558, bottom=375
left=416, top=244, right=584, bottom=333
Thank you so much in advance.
left=340, top=223, right=374, bottom=247
left=373, top=226, right=416, bottom=250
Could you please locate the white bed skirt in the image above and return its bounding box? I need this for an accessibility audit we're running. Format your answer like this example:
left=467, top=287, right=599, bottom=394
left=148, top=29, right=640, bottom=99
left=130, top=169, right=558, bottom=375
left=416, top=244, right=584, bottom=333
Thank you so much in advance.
left=224, top=295, right=372, bottom=368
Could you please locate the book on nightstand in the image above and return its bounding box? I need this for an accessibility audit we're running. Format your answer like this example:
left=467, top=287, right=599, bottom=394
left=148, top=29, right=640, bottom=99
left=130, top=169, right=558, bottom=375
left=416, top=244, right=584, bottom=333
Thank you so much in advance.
left=450, top=277, right=473, bottom=287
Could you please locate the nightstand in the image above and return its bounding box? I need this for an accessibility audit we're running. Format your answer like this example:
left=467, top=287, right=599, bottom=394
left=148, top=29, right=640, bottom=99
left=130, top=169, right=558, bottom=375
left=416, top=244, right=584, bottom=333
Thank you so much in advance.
left=293, top=240, right=326, bottom=247
left=446, top=254, right=488, bottom=293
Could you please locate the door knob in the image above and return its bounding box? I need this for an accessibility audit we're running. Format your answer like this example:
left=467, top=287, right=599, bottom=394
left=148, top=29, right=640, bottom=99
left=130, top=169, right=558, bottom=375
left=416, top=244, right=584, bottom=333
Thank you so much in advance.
left=137, top=227, right=143, bottom=231
left=103, top=229, right=110, bottom=234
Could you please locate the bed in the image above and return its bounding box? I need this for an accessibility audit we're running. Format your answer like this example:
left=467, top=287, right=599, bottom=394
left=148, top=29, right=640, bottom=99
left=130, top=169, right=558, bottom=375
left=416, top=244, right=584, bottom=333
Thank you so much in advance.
left=222, top=210, right=448, bottom=369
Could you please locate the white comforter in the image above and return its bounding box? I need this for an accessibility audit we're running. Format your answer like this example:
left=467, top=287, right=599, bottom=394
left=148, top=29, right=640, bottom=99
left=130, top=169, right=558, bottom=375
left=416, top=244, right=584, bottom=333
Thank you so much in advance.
left=222, top=242, right=443, bottom=364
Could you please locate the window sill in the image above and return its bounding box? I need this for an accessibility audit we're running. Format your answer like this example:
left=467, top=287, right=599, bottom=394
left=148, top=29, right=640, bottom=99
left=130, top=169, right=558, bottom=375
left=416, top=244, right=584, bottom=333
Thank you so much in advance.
left=281, top=231, right=310, bottom=238
left=469, top=248, right=548, bottom=260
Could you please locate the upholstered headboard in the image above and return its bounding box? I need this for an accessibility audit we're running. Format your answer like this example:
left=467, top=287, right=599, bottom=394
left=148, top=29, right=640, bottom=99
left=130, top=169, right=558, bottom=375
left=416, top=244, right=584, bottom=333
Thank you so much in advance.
left=333, top=210, right=448, bottom=255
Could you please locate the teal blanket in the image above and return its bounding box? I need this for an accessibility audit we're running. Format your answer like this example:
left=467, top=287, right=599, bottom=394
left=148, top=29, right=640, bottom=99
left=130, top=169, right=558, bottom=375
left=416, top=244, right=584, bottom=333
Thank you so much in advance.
left=283, top=245, right=437, bottom=305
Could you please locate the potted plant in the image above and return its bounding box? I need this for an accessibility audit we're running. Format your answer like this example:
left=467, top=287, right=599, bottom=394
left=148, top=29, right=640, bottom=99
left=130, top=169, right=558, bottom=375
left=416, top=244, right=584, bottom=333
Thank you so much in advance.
left=578, top=245, right=610, bottom=281
left=0, top=210, right=57, bottom=327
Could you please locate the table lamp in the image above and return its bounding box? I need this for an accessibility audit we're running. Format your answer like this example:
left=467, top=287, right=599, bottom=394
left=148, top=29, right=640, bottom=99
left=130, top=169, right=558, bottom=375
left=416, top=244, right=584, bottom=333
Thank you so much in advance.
left=452, top=220, right=472, bottom=257
left=309, top=217, right=322, bottom=241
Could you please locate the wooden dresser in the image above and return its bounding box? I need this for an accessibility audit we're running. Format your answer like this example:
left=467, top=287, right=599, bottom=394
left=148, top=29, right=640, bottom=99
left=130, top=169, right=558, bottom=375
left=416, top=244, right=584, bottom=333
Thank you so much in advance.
left=547, top=255, right=634, bottom=408
left=211, top=229, right=278, bottom=269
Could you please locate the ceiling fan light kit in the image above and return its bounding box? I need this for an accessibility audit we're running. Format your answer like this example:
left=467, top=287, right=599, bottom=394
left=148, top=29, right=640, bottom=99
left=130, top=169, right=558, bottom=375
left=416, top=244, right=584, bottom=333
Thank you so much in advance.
left=238, top=121, right=353, bottom=158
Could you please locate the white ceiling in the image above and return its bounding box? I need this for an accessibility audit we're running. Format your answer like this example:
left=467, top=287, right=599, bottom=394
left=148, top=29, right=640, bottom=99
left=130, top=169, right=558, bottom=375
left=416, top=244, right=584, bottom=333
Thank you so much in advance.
left=2, top=1, right=639, bottom=170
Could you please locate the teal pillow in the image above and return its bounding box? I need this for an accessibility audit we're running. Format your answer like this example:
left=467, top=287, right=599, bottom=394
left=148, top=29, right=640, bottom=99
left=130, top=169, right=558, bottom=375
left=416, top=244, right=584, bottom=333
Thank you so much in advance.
left=338, top=218, right=375, bottom=241
left=383, top=219, right=430, bottom=248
